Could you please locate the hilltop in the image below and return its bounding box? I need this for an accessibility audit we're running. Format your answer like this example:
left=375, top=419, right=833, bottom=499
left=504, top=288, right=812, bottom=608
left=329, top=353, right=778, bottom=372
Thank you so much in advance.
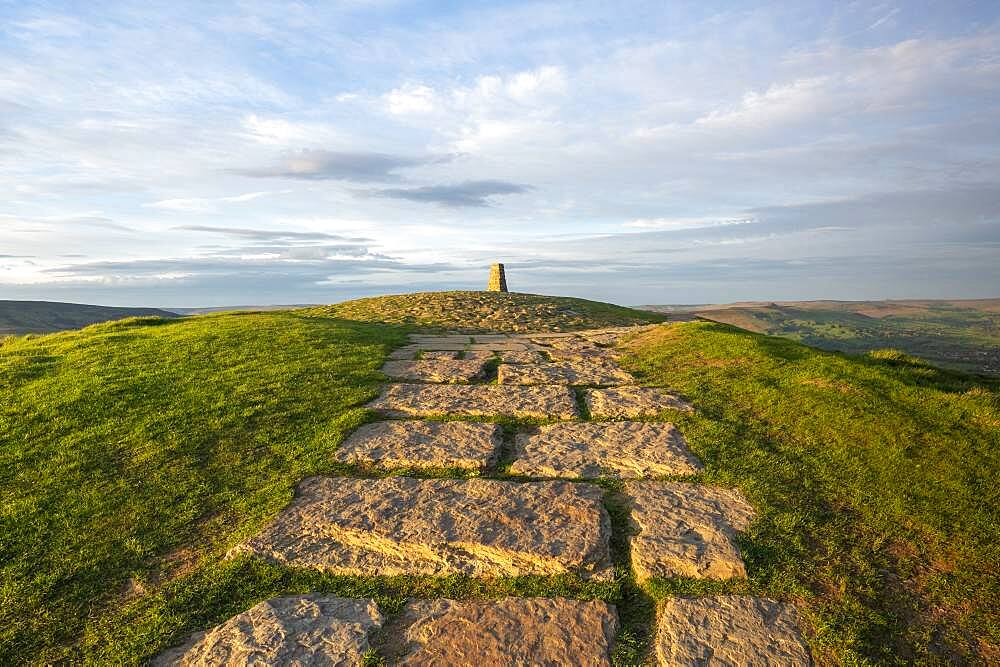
left=0, top=300, right=179, bottom=335
left=303, top=290, right=668, bottom=332
left=1, top=292, right=997, bottom=664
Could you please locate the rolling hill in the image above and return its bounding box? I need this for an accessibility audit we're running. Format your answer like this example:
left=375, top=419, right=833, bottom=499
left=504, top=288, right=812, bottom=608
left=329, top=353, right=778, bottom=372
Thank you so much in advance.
left=1, top=292, right=997, bottom=664
left=640, top=299, right=1000, bottom=376
left=0, top=300, right=179, bottom=335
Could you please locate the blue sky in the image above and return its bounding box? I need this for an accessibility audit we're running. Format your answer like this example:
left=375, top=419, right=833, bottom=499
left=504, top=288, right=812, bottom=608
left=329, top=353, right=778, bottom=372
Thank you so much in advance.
left=1, top=0, right=998, bottom=307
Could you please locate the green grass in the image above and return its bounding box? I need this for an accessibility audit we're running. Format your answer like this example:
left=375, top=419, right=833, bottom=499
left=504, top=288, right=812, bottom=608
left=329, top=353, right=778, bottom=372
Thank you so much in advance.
left=3, top=296, right=999, bottom=664
left=620, top=322, right=1000, bottom=664
left=0, top=312, right=405, bottom=663
left=301, top=290, right=666, bottom=333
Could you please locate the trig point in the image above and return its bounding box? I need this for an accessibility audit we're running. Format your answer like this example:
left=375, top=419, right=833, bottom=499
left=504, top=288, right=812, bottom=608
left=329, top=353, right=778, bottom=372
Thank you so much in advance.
left=487, top=263, right=508, bottom=292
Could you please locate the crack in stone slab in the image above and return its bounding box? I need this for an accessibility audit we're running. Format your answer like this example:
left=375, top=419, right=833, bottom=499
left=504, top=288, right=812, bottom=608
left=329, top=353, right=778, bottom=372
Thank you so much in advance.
left=510, top=421, right=703, bottom=479
left=231, top=476, right=614, bottom=580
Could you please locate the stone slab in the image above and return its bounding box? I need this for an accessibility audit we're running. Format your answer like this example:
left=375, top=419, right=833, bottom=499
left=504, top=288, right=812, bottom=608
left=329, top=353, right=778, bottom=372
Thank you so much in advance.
left=510, top=422, right=702, bottom=479
left=153, top=595, right=383, bottom=666
left=501, top=350, right=547, bottom=364
left=388, top=345, right=421, bottom=360
left=656, top=596, right=811, bottom=666
left=462, top=350, right=496, bottom=360
left=585, top=387, right=694, bottom=417
left=468, top=342, right=531, bottom=352
left=625, top=482, right=755, bottom=581
left=385, top=597, right=618, bottom=666
left=334, top=420, right=503, bottom=471
left=381, top=359, right=488, bottom=383
left=231, top=477, right=613, bottom=580
left=498, top=360, right=634, bottom=386
left=368, top=383, right=579, bottom=419
left=420, top=350, right=460, bottom=360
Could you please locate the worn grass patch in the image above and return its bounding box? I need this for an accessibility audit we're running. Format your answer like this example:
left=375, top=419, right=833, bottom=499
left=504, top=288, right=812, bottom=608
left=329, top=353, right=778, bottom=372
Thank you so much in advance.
left=619, top=321, right=1000, bottom=664
left=301, top=290, right=666, bottom=333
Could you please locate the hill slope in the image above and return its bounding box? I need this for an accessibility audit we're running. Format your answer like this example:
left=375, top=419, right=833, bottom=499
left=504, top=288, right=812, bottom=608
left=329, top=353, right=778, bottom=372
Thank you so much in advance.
left=640, top=299, right=1000, bottom=375
left=0, top=300, right=179, bottom=335
left=1, top=294, right=997, bottom=664
left=302, top=290, right=667, bottom=332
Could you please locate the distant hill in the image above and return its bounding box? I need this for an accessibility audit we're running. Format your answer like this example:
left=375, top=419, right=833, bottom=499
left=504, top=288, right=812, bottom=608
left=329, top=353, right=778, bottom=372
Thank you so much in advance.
left=638, top=298, right=1000, bottom=375
left=166, top=304, right=317, bottom=315
left=0, top=300, right=179, bottom=335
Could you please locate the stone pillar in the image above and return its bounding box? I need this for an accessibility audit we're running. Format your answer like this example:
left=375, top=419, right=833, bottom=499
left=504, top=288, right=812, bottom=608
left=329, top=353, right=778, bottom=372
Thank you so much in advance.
left=487, top=263, right=508, bottom=292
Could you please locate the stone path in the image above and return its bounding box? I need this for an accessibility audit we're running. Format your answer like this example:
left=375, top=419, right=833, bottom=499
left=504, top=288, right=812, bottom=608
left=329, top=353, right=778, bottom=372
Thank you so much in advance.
left=158, top=326, right=810, bottom=664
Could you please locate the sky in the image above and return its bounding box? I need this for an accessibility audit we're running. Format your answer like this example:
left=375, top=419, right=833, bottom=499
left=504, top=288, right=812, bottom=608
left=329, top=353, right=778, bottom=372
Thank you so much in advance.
left=1, top=0, right=999, bottom=307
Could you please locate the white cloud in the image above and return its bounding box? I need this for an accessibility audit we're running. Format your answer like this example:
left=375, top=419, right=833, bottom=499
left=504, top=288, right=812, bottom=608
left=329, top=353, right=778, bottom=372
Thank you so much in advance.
left=624, top=217, right=757, bottom=231
left=383, top=84, right=437, bottom=115
left=144, top=191, right=282, bottom=212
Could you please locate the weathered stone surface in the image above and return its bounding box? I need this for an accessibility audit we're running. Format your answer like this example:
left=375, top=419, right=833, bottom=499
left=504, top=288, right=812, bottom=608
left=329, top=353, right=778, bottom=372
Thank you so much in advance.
left=408, top=336, right=470, bottom=351
left=498, top=360, right=634, bottom=386
left=468, top=342, right=531, bottom=352
left=232, top=476, right=613, bottom=579
left=501, top=350, right=547, bottom=364
left=152, top=594, right=383, bottom=666
left=368, top=383, right=579, bottom=419
left=420, top=350, right=460, bottom=360
left=385, top=597, right=618, bottom=666
left=381, top=359, right=487, bottom=383
left=388, top=345, right=420, bottom=360
left=334, top=420, right=502, bottom=471
left=462, top=350, right=496, bottom=360
left=625, top=482, right=756, bottom=580
left=655, top=596, right=811, bottom=666
left=585, top=387, right=694, bottom=418
left=510, top=422, right=702, bottom=479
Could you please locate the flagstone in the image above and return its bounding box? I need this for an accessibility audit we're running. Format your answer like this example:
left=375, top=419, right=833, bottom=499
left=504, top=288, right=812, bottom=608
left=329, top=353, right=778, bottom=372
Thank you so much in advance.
left=152, top=595, right=383, bottom=666
left=385, top=597, right=618, bottom=666
left=585, top=386, right=694, bottom=417
left=368, top=383, right=579, bottom=419
left=498, top=360, right=633, bottom=386
left=231, top=476, right=614, bottom=580
left=655, top=596, right=811, bottom=666
left=510, top=421, right=702, bottom=479
left=380, top=359, right=488, bottom=383
left=625, top=482, right=756, bottom=581
left=334, top=420, right=502, bottom=471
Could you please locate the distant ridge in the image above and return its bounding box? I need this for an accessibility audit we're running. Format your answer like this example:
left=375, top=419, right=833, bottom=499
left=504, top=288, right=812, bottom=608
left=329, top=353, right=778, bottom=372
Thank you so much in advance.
left=0, top=300, right=179, bottom=335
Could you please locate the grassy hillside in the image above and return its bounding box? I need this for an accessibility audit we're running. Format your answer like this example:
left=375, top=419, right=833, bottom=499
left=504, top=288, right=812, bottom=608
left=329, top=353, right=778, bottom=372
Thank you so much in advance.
left=0, top=300, right=179, bottom=335
left=642, top=299, right=1000, bottom=375
left=302, top=290, right=667, bottom=332
left=620, top=323, right=1000, bottom=663
left=2, top=294, right=997, bottom=664
left=0, top=313, right=405, bottom=662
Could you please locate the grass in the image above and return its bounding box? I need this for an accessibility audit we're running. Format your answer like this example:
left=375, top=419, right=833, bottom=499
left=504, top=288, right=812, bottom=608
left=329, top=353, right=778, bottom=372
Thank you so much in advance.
left=0, top=311, right=405, bottom=663
left=619, top=322, right=1000, bottom=664
left=3, top=294, right=998, bottom=664
left=301, top=290, right=667, bottom=333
